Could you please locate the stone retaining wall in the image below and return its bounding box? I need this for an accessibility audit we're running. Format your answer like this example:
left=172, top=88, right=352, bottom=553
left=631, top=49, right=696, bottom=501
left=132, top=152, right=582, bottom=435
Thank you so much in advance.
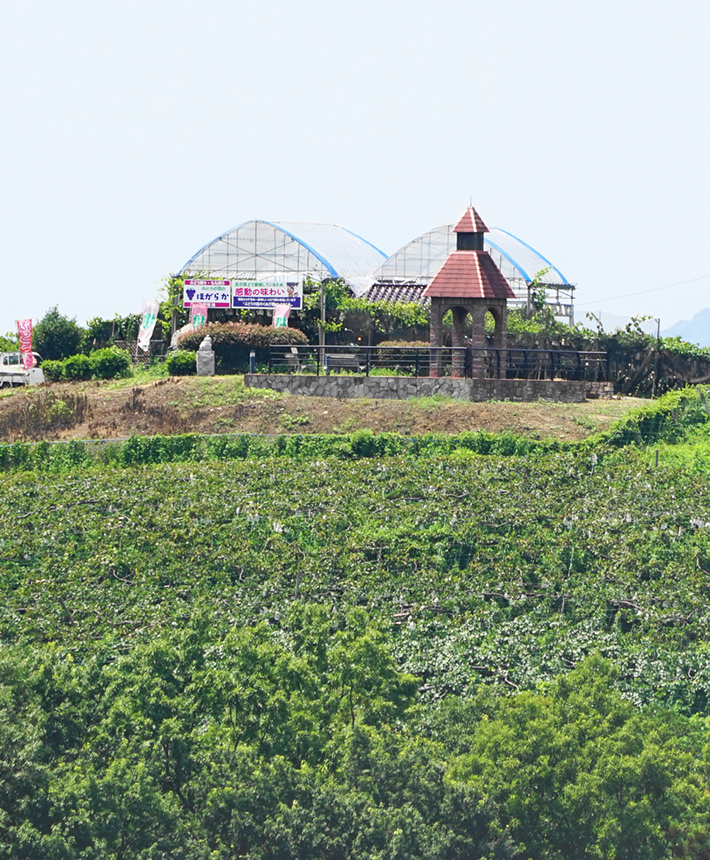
left=244, top=374, right=611, bottom=402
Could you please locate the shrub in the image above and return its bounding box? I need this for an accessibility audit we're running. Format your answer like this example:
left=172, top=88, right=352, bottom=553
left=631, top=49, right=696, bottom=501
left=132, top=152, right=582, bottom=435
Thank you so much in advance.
left=33, top=306, right=85, bottom=360
left=62, top=353, right=93, bottom=380
left=269, top=326, right=310, bottom=346
left=41, top=359, right=65, bottom=382
left=376, top=340, right=430, bottom=372
left=40, top=348, right=131, bottom=383
left=178, top=322, right=308, bottom=372
left=89, top=347, right=132, bottom=380
left=166, top=350, right=196, bottom=376
left=376, top=340, right=429, bottom=351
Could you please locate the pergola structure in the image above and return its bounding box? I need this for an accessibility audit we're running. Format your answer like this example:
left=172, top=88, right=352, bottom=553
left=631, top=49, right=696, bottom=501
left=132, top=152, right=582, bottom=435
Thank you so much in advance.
left=423, top=205, right=515, bottom=378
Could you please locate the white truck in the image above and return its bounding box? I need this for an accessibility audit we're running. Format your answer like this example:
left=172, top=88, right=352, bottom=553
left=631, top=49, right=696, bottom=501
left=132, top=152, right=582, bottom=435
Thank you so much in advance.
left=0, top=352, right=45, bottom=388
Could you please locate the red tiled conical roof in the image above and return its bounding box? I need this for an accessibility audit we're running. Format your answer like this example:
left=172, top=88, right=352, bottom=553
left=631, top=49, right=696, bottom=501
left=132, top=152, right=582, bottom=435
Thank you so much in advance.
left=454, top=206, right=488, bottom=234
left=423, top=250, right=515, bottom=300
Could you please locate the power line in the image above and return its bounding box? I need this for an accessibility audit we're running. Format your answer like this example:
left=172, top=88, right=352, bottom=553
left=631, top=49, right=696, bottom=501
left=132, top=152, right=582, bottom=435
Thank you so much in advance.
left=577, top=275, right=710, bottom=307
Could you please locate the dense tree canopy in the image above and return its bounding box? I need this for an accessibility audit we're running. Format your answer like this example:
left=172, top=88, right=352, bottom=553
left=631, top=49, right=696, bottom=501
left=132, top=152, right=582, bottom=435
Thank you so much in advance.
left=32, top=306, right=85, bottom=360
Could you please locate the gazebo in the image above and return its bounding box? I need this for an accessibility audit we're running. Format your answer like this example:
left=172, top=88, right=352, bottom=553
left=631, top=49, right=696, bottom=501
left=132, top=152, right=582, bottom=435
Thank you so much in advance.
left=423, top=205, right=515, bottom=378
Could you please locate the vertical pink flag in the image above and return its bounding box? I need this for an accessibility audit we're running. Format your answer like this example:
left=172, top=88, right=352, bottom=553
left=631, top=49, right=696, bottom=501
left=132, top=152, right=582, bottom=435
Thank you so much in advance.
left=16, top=319, right=36, bottom=369
left=190, top=303, right=208, bottom=327
left=273, top=305, right=290, bottom=327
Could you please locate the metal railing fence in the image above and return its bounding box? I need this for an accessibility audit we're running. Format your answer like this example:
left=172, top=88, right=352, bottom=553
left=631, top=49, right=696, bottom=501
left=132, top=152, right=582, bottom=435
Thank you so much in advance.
left=268, top=345, right=609, bottom=381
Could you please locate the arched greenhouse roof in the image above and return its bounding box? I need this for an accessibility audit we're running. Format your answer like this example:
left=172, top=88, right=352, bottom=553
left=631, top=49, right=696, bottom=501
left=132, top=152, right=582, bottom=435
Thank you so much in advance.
left=179, top=220, right=387, bottom=296
left=373, top=223, right=571, bottom=293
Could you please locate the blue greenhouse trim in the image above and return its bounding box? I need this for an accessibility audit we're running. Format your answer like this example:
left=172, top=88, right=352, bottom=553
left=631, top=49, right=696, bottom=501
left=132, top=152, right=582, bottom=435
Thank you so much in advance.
left=492, top=228, right=570, bottom=285
left=339, top=226, right=388, bottom=260
left=485, top=237, right=532, bottom=283
left=261, top=220, right=339, bottom=278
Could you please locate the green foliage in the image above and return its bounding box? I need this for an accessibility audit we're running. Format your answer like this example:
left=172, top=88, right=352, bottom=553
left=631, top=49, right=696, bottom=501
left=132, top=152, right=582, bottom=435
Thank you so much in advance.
left=528, top=267, right=550, bottom=312
left=0, top=620, right=707, bottom=855
left=0, top=331, right=19, bottom=351
left=603, top=386, right=710, bottom=447
left=39, top=359, right=65, bottom=382
left=298, top=278, right=429, bottom=342
left=85, top=312, right=142, bottom=349
left=0, top=429, right=556, bottom=470
left=161, top=273, right=189, bottom=333
left=443, top=658, right=710, bottom=858
left=88, top=346, right=132, bottom=379
left=340, top=297, right=430, bottom=335
left=6, top=393, right=710, bottom=855
left=32, top=306, right=85, bottom=360
left=40, top=349, right=133, bottom=383
left=165, top=350, right=196, bottom=376
left=62, top=352, right=93, bottom=381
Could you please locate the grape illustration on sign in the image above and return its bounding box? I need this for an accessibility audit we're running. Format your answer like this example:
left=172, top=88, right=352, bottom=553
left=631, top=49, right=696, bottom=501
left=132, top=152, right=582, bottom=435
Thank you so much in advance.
left=183, top=279, right=231, bottom=309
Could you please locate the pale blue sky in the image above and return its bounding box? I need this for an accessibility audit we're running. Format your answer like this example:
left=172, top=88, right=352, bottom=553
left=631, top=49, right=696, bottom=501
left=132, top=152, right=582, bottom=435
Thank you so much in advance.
left=2, top=0, right=708, bottom=332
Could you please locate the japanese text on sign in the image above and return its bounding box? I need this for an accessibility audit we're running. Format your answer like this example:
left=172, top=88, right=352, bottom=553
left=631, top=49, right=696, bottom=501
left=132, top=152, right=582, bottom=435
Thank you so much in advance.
left=231, top=280, right=302, bottom=310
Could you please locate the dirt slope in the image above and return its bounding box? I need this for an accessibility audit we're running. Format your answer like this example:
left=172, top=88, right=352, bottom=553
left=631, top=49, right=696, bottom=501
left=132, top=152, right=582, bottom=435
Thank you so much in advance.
left=0, top=375, right=641, bottom=444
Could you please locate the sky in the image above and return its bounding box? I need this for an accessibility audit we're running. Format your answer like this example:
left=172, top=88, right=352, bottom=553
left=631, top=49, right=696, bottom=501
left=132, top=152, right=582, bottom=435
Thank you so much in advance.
left=2, top=0, right=709, bottom=334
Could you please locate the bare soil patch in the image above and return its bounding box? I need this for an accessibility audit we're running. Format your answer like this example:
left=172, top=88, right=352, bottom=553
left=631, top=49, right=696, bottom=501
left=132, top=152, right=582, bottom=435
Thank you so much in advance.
left=0, top=375, right=641, bottom=444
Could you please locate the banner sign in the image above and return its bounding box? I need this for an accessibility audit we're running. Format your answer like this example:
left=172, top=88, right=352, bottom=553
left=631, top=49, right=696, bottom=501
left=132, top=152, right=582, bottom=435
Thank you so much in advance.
left=16, top=319, right=36, bottom=369
left=232, top=280, right=302, bottom=310
left=183, top=279, right=231, bottom=309
left=190, top=303, right=208, bottom=328
left=137, top=300, right=160, bottom=353
left=273, top=305, right=291, bottom=327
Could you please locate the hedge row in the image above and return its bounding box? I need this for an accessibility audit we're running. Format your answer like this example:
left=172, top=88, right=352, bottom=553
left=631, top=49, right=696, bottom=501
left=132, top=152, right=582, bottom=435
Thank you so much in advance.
left=0, top=429, right=560, bottom=471
left=600, top=386, right=710, bottom=447
left=42, top=347, right=132, bottom=381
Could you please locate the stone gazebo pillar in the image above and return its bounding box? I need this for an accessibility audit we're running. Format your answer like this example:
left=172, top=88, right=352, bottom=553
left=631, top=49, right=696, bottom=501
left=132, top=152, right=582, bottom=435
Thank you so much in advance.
left=424, top=205, right=514, bottom=380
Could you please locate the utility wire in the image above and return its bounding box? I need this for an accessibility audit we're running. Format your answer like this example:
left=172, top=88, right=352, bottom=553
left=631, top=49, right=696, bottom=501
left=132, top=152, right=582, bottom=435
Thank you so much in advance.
left=577, top=275, right=710, bottom=307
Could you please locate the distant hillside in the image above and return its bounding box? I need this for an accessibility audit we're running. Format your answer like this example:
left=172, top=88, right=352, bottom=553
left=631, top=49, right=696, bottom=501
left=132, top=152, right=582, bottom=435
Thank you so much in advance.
left=662, top=307, right=710, bottom=347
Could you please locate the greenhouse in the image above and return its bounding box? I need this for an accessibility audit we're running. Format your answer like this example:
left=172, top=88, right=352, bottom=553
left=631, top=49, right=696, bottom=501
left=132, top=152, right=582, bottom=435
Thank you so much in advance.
left=179, top=220, right=387, bottom=297
left=179, top=214, right=576, bottom=322
left=370, top=223, right=576, bottom=322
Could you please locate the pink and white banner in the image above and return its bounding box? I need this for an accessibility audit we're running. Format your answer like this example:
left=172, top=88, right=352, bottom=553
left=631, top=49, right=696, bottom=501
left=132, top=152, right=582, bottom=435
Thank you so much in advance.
left=137, top=300, right=160, bottom=353
left=273, top=305, right=291, bottom=327
left=16, top=319, right=36, bottom=369
left=190, top=303, right=208, bottom=328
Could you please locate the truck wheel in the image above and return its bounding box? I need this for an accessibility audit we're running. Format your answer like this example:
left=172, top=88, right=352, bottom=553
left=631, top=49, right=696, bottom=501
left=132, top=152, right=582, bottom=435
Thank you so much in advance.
left=0, top=381, right=12, bottom=389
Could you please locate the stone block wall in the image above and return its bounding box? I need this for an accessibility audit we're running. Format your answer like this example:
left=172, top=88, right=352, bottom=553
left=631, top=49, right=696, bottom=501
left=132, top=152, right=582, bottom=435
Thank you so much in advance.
left=244, top=374, right=605, bottom=403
